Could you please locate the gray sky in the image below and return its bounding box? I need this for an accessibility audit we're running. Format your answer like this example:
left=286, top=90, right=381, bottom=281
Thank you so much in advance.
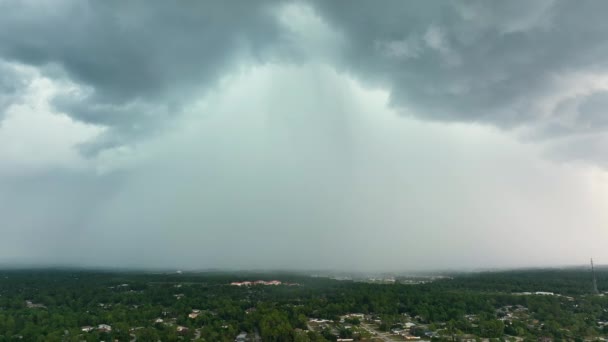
left=1, top=0, right=608, bottom=271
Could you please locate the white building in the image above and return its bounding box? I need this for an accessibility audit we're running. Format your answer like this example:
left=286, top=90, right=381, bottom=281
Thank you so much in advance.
left=98, top=324, right=112, bottom=332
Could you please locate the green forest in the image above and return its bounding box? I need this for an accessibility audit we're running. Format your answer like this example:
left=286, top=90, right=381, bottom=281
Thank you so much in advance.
left=0, top=268, right=607, bottom=341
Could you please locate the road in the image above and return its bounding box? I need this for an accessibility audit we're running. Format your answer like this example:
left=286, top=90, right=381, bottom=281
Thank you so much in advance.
left=360, top=323, right=395, bottom=342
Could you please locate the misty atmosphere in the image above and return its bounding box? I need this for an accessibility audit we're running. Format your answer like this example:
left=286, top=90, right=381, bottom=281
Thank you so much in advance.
left=5, top=1, right=608, bottom=342
left=2, top=0, right=608, bottom=272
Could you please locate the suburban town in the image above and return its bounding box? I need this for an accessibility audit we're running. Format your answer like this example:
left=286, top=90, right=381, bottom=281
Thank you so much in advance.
left=1, top=269, right=607, bottom=341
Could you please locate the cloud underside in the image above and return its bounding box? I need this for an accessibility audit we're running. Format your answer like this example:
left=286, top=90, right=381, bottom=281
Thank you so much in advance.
left=1, top=1, right=608, bottom=269
left=2, top=1, right=608, bottom=151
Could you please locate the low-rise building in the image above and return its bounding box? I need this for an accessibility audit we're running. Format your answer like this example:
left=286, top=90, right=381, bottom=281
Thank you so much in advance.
left=98, top=324, right=112, bottom=333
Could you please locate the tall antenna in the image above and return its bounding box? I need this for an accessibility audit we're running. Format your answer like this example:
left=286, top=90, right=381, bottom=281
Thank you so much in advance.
left=591, top=258, right=599, bottom=295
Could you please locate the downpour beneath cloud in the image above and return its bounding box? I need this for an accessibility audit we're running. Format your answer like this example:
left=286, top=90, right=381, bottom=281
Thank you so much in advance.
left=1, top=0, right=608, bottom=271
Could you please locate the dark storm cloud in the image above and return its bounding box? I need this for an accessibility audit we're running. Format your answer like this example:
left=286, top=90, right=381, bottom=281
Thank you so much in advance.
left=0, top=62, right=31, bottom=119
left=576, top=92, right=608, bottom=129
left=3, top=1, right=608, bottom=146
left=310, top=0, right=608, bottom=130
left=0, top=0, right=282, bottom=148
left=3, top=0, right=608, bottom=270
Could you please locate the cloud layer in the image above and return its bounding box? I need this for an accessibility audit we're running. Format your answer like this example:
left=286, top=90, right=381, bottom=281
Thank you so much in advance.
left=1, top=1, right=608, bottom=270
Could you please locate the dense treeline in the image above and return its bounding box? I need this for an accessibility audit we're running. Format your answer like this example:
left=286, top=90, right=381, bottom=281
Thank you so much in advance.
left=434, top=268, right=608, bottom=295
left=0, top=269, right=606, bottom=341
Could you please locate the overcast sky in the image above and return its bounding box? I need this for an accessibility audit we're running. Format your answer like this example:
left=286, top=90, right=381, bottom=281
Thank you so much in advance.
left=1, top=0, right=608, bottom=271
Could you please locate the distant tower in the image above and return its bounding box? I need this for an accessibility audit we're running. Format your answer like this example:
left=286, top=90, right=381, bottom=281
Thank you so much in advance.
left=591, top=258, right=599, bottom=295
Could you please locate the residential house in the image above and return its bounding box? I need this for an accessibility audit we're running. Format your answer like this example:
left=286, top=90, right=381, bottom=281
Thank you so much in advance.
left=97, top=324, right=112, bottom=333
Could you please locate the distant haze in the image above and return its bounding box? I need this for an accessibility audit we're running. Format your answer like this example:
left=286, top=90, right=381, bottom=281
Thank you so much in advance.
left=1, top=1, right=608, bottom=271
